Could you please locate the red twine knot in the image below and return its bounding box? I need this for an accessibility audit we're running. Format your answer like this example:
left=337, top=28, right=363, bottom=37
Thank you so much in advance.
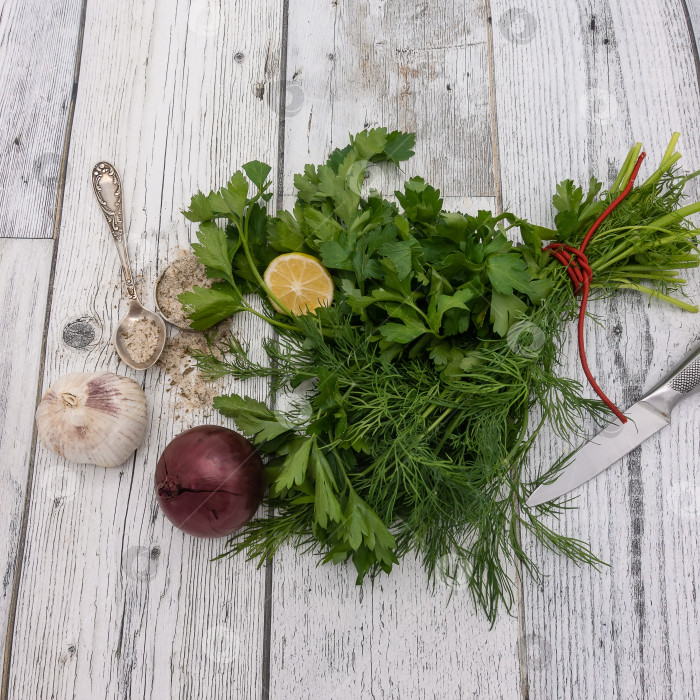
left=542, top=152, right=647, bottom=424
left=542, top=244, right=592, bottom=296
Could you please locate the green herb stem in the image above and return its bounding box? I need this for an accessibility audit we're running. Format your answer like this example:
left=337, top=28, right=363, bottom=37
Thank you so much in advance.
left=644, top=201, right=700, bottom=232
left=641, top=133, right=680, bottom=188
left=615, top=272, right=685, bottom=282
left=592, top=218, right=700, bottom=273
left=239, top=208, right=293, bottom=317
left=239, top=298, right=298, bottom=332
left=598, top=280, right=699, bottom=311
left=610, top=145, right=638, bottom=194
left=425, top=407, right=454, bottom=435
left=618, top=142, right=643, bottom=192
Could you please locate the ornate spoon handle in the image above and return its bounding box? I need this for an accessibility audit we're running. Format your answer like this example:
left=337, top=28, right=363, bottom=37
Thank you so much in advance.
left=92, top=161, right=137, bottom=300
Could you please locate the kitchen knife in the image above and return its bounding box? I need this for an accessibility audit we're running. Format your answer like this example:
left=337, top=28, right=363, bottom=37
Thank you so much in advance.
left=526, top=343, right=700, bottom=508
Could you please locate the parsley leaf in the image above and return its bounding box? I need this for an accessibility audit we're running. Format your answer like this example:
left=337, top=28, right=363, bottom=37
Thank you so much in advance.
left=486, top=254, right=533, bottom=296
left=489, top=291, right=527, bottom=336
left=268, top=209, right=306, bottom=252
left=191, top=221, right=238, bottom=287
left=242, top=160, right=272, bottom=190
left=552, top=178, right=605, bottom=237
left=220, top=171, right=249, bottom=218
left=383, top=130, right=416, bottom=164
left=214, top=394, right=291, bottom=443
left=343, top=489, right=396, bottom=553
left=318, top=239, right=354, bottom=271
left=396, top=177, right=444, bottom=223
left=379, top=319, right=428, bottom=344
left=275, top=438, right=313, bottom=491
left=427, top=287, right=477, bottom=333
left=311, top=444, right=342, bottom=528
left=178, top=283, right=243, bottom=330
left=378, top=239, right=416, bottom=280
left=183, top=191, right=216, bottom=222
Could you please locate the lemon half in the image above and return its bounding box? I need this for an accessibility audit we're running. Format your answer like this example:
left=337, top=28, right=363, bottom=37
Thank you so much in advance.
left=263, top=253, right=334, bottom=315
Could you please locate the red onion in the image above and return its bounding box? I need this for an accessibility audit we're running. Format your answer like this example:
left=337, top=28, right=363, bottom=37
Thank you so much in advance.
left=155, top=425, right=265, bottom=538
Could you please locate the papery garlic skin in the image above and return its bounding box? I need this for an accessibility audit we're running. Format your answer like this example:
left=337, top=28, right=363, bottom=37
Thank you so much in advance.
left=36, top=372, right=148, bottom=467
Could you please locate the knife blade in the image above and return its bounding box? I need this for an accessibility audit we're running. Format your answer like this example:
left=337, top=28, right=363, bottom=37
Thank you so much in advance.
left=526, top=343, right=700, bottom=508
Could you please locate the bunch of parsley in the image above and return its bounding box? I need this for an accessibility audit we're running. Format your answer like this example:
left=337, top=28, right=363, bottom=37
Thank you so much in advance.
left=180, top=128, right=699, bottom=622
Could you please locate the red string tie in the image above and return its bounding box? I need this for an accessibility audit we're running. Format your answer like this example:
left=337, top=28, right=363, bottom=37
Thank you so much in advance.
left=543, top=152, right=647, bottom=424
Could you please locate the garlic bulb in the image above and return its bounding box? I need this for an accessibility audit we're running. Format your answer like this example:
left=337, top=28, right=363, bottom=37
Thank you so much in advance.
left=36, top=371, right=148, bottom=468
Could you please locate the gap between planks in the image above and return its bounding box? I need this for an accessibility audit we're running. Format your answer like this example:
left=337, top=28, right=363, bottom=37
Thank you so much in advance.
left=262, top=1, right=292, bottom=698
left=483, top=1, right=529, bottom=698
left=681, top=0, right=700, bottom=89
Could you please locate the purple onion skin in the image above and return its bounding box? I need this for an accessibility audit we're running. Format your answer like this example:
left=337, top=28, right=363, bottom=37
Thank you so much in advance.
left=155, top=425, right=265, bottom=538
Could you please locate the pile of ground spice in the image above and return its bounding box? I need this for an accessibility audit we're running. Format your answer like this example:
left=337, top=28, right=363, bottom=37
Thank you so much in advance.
left=120, top=317, right=159, bottom=364
left=156, top=250, right=213, bottom=328
left=157, top=321, right=232, bottom=414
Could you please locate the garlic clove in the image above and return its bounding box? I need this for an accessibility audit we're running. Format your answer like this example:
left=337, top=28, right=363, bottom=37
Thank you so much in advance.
left=36, top=371, right=148, bottom=468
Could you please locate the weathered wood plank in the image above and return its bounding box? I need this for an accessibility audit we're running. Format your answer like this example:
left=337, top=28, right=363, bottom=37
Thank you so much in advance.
left=0, top=239, right=52, bottom=665
left=282, top=0, right=495, bottom=198
left=0, top=0, right=84, bottom=239
left=5, top=0, right=284, bottom=697
left=490, top=1, right=700, bottom=697
left=269, top=2, right=521, bottom=698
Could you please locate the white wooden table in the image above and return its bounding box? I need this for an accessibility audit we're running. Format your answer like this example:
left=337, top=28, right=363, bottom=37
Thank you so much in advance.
left=1, top=1, right=699, bottom=698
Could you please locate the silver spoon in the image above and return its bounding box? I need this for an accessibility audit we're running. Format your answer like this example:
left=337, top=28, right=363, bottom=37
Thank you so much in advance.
left=91, top=162, right=166, bottom=369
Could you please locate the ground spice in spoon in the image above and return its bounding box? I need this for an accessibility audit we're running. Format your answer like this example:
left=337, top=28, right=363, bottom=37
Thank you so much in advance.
left=120, top=317, right=160, bottom=364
